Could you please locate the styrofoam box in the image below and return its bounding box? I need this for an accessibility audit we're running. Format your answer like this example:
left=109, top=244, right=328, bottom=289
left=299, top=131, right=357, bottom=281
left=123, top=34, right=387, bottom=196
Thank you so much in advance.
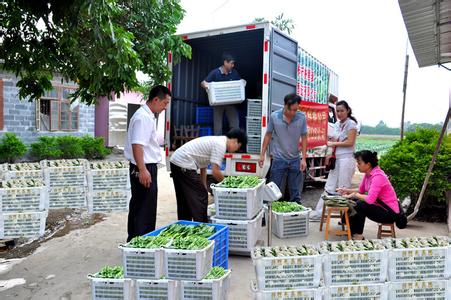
left=207, top=79, right=246, bottom=106
left=271, top=209, right=311, bottom=238
left=135, top=279, right=179, bottom=300
left=164, top=240, right=215, bottom=280
left=388, top=245, right=451, bottom=281
left=88, top=275, right=132, bottom=300
left=252, top=250, right=322, bottom=290
left=325, top=283, right=388, bottom=300
left=0, top=211, right=47, bottom=238
left=87, top=189, right=131, bottom=214
left=212, top=210, right=264, bottom=253
left=388, top=279, right=451, bottom=300
left=0, top=186, right=48, bottom=212
left=119, top=245, right=164, bottom=279
left=323, top=249, right=388, bottom=286
left=87, top=168, right=130, bottom=191
left=181, top=269, right=231, bottom=300
left=251, top=281, right=323, bottom=300
left=211, top=178, right=265, bottom=220
left=48, top=186, right=86, bottom=208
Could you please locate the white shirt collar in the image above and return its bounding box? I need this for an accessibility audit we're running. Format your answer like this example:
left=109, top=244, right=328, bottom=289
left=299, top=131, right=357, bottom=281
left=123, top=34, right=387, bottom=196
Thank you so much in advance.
left=143, top=103, right=156, bottom=119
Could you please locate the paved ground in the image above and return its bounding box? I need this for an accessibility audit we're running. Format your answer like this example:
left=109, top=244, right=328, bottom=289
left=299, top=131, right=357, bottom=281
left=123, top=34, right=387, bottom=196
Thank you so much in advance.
left=0, top=167, right=449, bottom=299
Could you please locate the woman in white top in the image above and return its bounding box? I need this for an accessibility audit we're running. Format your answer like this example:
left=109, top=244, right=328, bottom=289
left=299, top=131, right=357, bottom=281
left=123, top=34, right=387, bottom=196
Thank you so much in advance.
left=310, top=100, right=358, bottom=220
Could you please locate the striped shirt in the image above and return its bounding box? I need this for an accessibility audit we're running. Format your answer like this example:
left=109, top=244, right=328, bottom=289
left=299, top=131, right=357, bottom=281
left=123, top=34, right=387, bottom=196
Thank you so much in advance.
left=170, top=136, right=227, bottom=170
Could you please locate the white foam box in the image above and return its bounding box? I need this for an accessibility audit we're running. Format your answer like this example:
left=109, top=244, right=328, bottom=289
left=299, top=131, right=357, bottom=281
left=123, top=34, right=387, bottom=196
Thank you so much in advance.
left=207, top=79, right=246, bottom=106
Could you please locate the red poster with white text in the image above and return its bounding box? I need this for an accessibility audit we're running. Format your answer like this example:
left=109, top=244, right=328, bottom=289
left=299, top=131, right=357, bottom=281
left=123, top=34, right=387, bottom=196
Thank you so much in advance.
left=299, top=101, right=329, bottom=149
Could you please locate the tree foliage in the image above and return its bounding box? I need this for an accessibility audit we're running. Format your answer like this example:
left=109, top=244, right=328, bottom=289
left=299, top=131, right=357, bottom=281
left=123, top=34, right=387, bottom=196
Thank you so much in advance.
left=0, top=0, right=191, bottom=105
left=254, top=13, right=295, bottom=35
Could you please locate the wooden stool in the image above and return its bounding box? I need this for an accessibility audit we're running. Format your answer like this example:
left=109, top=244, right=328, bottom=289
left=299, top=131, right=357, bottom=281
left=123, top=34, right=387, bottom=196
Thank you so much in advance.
left=377, top=223, right=396, bottom=239
left=322, top=206, right=352, bottom=240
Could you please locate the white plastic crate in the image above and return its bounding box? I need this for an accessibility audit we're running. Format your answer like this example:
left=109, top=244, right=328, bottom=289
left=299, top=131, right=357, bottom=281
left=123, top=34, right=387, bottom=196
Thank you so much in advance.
left=0, top=186, right=48, bottom=212
left=247, top=135, right=261, bottom=154
left=135, top=279, right=179, bottom=300
left=207, top=79, right=246, bottom=106
left=119, top=245, right=164, bottom=279
left=323, top=249, right=388, bottom=286
left=325, top=283, right=388, bottom=300
left=48, top=186, right=87, bottom=208
left=42, top=159, right=87, bottom=188
left=211, top=178, right=265, bottom=220
left=247, top=99, right=262, bottom=117
left=164, top=240, right=215, bottom=280
left=87, top=189, right=130, bottom=213
left=88, top=275, right=132, bottom=300
left=388, top=279, right=451, bottom=300
left=388, top=245, right=451, bottom=281
left=87, top=168, right=130, bottom=191
left=181, top=269, right=231, bottom=300
left=246, top=117, right=261, bottom=136
left=251, top=281, right=322, bottom=300
left=252, top=250, right=322, bottom=290
left=0, top=211, right=47, bottom=238
left=271, top=209, right=311, bottom=238
left=4, top=162, right=43, bottom=181
left=212, top=210, right=264, bottom=253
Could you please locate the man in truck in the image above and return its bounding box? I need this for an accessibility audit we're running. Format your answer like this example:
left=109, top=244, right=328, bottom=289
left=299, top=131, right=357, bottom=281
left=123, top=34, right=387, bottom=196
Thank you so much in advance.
left=259, top=93, right=308, bottom=204
left=201, top=53, right=241, bottom=135
left=170, top=128, right=247, bottom=222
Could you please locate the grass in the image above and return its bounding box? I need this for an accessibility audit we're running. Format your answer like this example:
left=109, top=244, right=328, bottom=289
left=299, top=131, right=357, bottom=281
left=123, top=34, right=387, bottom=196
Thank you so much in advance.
left=355, top=134, right=399, bottom=156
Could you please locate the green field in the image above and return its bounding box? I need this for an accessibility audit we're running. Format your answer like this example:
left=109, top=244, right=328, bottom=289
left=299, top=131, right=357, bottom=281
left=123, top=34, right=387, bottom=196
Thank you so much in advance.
left=355, top=134, right=399, bottom=156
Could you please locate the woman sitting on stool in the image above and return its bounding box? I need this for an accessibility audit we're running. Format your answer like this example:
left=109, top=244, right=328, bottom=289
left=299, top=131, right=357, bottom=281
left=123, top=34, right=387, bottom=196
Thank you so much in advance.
left=338, top=150, right=401, bottom=240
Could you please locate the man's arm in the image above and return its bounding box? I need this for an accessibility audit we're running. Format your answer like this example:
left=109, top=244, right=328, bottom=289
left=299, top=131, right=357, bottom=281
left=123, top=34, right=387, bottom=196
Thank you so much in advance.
left=132, top=144, right=151, bottom=188
left=300, top=134, right=307, bottom=171
left=258, top=132, right=272, bottom=168
left=200, top=167, right=208, bottom=190
left=211, top=164, right=224, bottom=182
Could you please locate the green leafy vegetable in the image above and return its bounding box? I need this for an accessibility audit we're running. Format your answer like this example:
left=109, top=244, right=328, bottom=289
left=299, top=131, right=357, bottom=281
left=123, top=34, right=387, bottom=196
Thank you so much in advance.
left=128, top=236, right=171, bottom=249
left=170, top=236, right=210, bottom=250
left=272, top=201, right=307, bottom=213
left=96, top=266, right=124, bottom=279
left=219, top=176, right=261, bottom=188
left=204, top=267, right=227, bottom=279
left=159, top=224, right=215, bottom=239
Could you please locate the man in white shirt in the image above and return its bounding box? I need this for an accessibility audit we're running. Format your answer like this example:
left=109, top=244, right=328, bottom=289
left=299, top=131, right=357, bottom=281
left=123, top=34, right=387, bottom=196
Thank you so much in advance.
left=124, top=85, right=171, bottom=242
left=170, top=128, right=247, bottom=222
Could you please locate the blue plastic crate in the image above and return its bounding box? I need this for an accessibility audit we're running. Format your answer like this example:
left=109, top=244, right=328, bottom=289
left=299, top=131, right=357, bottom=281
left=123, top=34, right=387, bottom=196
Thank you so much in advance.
left=196, top=106, right=214, bottom=125
left=199, top=127, right=213, bottom=137
left=145, top=220, right=229, bottom=269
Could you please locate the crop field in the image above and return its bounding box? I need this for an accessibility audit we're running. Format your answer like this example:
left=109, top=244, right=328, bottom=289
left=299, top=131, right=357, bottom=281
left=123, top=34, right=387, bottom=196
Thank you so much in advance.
left=355, top=134, right=399, bottom=156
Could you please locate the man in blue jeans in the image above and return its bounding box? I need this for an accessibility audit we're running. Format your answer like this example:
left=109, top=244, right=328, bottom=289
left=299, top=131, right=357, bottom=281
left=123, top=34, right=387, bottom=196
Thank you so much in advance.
left=258, top=93, right=308, bottom=203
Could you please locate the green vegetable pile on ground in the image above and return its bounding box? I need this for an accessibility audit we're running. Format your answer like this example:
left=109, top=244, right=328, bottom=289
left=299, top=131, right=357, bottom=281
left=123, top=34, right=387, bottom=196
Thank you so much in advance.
left=95, top=266, right=124, bottom=279
left=272, top=201, right=307, bottom=213
left=219, top=176, right=261, bottom=188
left=171, top=236, right=210, bottom=250
left=253, top=245, right=319, bottom=258
left=391, top=236, right=450, bottom=249
left=204, top=267, right=227, bottom=279
left=158, top=224, right=215, bottom=239
left=320, top=240, right=387, bottom=252
left=128, top=236, right=171, bottom=249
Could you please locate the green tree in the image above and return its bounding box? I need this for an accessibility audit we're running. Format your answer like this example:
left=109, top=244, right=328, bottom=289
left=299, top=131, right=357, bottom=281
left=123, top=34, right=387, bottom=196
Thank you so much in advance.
left=0, top=0, right=191, bottom=105
left=254, top=13, right=295, bottom=34
left=0, top=133, right=27, bottom=163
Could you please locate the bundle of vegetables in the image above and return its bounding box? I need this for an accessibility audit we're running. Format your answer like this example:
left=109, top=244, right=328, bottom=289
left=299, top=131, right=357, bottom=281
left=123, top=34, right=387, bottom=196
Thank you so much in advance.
left=90, top=161, right=129, bottom=170
left=391, top=236, right=450, bottom=249
left=271, top=201, right=307, bottom=213
left=219, top=176, right=261, bottom=188
left=0, top=179, right=44, bottom=188
left=128, top=236, right=171, bottom=249
left=320, top=240, right=387, bottom=253
left=46, top=159, right=85, bottom=167
left=204, top=267, right=227, bottom=279
left=94, top=266, right=124, bottom=279
left=8, top=162, right=41, bottom=171
left=158, top=223, right=215, bottom=239
left=253, top=245, right=319, bottom=258
left=170, top=236, right=210, bottom=250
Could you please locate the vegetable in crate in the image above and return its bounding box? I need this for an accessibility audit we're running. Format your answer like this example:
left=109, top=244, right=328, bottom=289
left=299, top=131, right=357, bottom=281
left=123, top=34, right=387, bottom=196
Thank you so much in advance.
left=253, top=245, right=319, bottom=258
left=95, top=266, right=124, bottom=279
left=272, top=201, right=307, bottom=213
left=171, top=236, right=210, bottom=250
left=158, top=224, right=215, bottom=239
left=391, top=236, right=450, bottom=249
left=128, top=236, right=171, bottom=249
left=320, top=240, right=387, bottom=253
left=220, top=176, right=260, bottom=188
left=204, top=267, right=227, bottom=279
left=0, top=179, right=44, bottom=188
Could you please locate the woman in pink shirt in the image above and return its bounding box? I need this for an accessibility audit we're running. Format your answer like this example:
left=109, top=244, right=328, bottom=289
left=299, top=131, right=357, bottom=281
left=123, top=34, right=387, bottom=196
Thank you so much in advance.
left=338, top=150, right=401, bottom=240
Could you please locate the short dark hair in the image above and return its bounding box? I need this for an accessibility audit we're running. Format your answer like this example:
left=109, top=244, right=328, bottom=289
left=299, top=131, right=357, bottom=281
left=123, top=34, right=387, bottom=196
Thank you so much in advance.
left=148, top=85, right=171, bottom=102
left=284, top=93, right=301, bottom=106
left=226, top=128, right=247, bottom=147
left=354, top=150, right=378, bottom=167
left=222, top=53, right=235, bottom=63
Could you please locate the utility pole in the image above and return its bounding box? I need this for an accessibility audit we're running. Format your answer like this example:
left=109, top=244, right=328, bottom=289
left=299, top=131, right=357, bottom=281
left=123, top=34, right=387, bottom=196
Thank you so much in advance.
left=400, top=52, right=409, bottom=140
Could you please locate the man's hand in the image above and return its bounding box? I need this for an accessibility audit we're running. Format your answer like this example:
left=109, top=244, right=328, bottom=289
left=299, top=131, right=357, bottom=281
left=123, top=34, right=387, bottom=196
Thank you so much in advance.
left=139, top=168, right=152, bottom=188
left=300, top=158, right=307, bottom=172
left=337, top=187, right=351, bottom=195
left=258, top=154, right=265, bottom=168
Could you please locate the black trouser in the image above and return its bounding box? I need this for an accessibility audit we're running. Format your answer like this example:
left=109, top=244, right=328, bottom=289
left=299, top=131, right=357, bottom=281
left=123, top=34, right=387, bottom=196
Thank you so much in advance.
left=170, top=163, right=208, bottom=222
left=127, top=163, right=158, bottom=242
left=349, top=200, right=398, bottom=235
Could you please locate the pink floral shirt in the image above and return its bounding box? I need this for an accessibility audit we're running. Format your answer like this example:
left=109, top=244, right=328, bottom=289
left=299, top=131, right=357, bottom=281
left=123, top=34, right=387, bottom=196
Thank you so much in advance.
left=359, top=166, right=400, bottom=213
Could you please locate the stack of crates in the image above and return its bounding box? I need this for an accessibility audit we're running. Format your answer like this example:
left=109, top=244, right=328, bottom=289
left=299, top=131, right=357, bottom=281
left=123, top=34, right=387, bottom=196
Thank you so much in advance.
left=271, top=207, right=311, bottom=238
left=211, top=178, right=265, bottom=255
left=246, top=99, right=262, bottom=154
left=86, top=161, right=130, bottom=213
left=0, top=163, right=48, bottom=239
left=196, top=106, right=214, bottom=137
left=42, top=159, right=88, bottom=209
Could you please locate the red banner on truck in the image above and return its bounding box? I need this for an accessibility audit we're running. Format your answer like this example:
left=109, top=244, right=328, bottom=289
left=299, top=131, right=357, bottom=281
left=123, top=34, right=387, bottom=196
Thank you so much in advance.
left=299, top=101, right=329, bottom=149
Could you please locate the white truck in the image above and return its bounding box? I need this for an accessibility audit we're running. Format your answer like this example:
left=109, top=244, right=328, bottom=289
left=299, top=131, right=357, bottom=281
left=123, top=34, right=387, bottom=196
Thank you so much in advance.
left=165, top=22, right=339, bottom=184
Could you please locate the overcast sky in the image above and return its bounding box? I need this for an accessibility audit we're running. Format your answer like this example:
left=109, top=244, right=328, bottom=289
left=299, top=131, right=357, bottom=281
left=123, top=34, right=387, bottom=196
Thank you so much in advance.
left=177, top=0, right=450, bottom=127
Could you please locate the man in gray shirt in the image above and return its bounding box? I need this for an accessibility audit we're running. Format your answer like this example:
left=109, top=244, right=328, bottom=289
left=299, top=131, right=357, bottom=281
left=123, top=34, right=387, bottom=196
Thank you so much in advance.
left=259, top=93, right=308, bottom=203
